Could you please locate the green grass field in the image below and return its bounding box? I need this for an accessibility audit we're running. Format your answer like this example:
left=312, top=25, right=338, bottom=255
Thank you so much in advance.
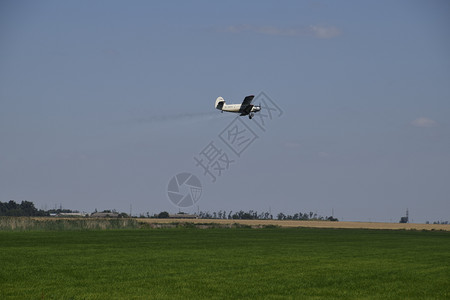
left=1, top=228, right=449, bottom=299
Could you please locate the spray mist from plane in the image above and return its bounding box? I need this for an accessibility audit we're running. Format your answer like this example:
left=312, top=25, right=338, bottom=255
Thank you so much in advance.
left=134, top=111, right=220, bottom=125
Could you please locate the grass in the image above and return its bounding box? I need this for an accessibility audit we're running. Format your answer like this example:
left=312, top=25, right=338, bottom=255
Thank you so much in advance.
left=0, top=217, right=139, bottom=231
left=0, top=228, right=449, bottom=299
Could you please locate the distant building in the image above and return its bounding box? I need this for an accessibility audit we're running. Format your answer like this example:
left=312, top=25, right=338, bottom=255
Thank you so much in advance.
left=91, top=212, right=120, bottom=218
left=49, top=212, right=87, bottom=217
left=168, top=214, right=198, bottom=219
left=399, top=208, right=409, bottom=223
left=57, top=212, right=87, bottom=217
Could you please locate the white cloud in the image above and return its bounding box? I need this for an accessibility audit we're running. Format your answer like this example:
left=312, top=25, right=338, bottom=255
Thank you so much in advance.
left=318, top=152, right=331, bottom=158
left=102, top=49, right=120, bottom=57
left=224, top=25, right=249, bottom=33
left=411, top=117, right=438, bottom=128
left=308, top=25, right=341, bottom=39
left=284, top=141, right=302, bottom=148
left=223, top=25, right=341, bottom=39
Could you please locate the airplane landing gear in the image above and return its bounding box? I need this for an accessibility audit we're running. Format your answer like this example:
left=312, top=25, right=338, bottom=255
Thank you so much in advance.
left=249, top=113, right=254, bottom=119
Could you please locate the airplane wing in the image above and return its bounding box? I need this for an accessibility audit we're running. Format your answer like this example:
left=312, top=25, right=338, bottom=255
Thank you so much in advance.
left=240, top=105, right=253, bottom=116
left=241, top=95, right=255, bottom=107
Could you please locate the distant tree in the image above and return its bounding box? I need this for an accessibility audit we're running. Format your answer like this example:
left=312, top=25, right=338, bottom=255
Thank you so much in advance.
left=0, top=200, right=48, bottom=216
left=20, top=201, right=35, bottom=215
left=232, top=210, right=248, bottom=219
left=277, top=213, right=286, bottom=220
left=157, top=211, right=169, bottom=218
left=399, top=217, right=408, bottom=223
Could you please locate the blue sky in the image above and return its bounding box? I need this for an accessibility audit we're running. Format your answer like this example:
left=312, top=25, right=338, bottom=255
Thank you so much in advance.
left=1, top=0, right=449, bottom=222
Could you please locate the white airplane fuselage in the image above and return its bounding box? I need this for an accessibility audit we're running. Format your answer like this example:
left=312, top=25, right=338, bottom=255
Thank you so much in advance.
left=221, top=104, right=261, bottom=113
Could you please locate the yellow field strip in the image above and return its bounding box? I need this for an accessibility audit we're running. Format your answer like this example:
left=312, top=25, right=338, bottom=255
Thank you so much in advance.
left=138, top=218, right=450, bottom=231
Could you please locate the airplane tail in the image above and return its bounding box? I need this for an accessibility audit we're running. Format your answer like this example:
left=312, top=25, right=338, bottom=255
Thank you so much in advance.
left=215, top=97, right=225, bottom=110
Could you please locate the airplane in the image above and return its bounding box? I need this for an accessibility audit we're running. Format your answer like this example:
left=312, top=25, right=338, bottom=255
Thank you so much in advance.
left=215, top=95, right=261, bottom=119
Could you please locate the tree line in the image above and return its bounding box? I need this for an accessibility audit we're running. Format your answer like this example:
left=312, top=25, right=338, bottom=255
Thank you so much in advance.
left=0, top=200, right=48, bottom=217
left=156, top=210, right=338, bottom=221
left=0, top=200, right=126, bottom=217
left=2, top=200, right=338, bottom=221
